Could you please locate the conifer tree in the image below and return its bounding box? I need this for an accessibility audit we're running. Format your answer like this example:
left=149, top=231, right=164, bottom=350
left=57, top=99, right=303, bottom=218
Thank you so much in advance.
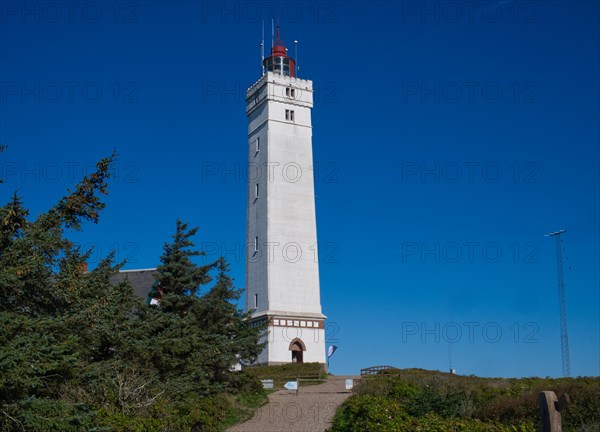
left=0, top=150, right=265, bottom=430
left=154, top=219, right=213, bottom=312
left=199, top=258, right=265, bottom=382
left=0, top=152, right=116, bottom=315
left=152, top=223, right=264, bottom=393
left=0, top=152, right=122, bottom=429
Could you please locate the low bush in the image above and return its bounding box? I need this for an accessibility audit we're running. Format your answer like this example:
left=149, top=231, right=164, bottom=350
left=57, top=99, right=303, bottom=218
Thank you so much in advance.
left=329, top=369, right=600, bottom=431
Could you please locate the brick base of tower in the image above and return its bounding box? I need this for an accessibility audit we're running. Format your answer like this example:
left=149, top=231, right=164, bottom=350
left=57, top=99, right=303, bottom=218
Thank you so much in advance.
left=251, top=312, right=327, bottom=367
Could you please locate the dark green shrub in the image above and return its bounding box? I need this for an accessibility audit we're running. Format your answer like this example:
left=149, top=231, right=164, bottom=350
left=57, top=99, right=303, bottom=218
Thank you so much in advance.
left=228, top=370, right=264, bottom=395
left=329, top=395, right=409, bottom=432
left=1, top=397, right=96, bottom=432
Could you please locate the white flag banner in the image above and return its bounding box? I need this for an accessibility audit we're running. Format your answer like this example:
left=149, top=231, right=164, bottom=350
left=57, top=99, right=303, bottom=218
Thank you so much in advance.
left=327, top=345, right=338, bottom=358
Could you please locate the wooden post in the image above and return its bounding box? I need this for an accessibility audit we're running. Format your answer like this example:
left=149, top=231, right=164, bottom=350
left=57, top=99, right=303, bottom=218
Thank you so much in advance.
left=538, top=391, right=570, bottom=432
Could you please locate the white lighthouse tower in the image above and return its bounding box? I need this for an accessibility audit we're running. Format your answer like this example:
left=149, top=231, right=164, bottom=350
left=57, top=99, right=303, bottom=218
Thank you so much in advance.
left=245, top=27, right=326, bottom=366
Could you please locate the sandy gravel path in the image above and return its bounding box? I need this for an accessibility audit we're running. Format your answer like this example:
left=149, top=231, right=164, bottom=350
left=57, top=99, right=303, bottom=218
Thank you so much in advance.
left=228, top=376, right=359, bottom=432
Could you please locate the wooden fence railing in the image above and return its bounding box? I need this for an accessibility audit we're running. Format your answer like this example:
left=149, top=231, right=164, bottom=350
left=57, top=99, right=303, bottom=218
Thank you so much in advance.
left=360, top=365, right=396, bottom=376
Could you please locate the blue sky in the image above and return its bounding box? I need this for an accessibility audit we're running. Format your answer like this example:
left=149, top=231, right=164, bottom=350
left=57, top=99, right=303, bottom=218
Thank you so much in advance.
left=1, top=0, right=598, bottom=378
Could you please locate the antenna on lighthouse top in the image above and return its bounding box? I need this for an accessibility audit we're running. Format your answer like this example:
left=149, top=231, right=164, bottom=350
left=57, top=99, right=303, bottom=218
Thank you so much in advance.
left=261, top=22, right=265, bottom=76
left=294, top=40, right=299, bottom=77
left=275, top=20, right=281, bottom=46
left=271, top=18, right=274, bottom=50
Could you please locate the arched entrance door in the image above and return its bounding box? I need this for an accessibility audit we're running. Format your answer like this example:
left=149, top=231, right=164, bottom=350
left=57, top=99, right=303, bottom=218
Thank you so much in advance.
left=289, top=338, right=306, bottom=363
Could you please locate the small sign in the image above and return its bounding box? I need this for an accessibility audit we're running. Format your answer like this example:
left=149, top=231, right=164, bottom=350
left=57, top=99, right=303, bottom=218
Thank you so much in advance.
left=261, top=379, right=273, bottom=389
left=345, top=379, right=353, bottom=390
left=284, top=381, right=298, bottom=391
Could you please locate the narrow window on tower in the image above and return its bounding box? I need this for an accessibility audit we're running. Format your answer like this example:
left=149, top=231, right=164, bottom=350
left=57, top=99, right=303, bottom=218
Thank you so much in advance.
left=290, top=110, right=295, bottom=122
left=291, top=88, right=295, bottom=98
left=255, top=183, right=259, bottom=200
left=255, top=136, right=260, bottom=154
left=254, top=293, right=258, bottom=308
left=254, top=236, right=258, bottom=253
left=286, top=88, right=290, bottom=97
left=285, top=109, right=290, bottom=120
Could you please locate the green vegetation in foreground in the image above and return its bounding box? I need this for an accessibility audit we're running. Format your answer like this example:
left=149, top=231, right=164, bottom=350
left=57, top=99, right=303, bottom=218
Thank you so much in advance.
left=329, top=368, right=600, bottom=432
left=246, top=362, right=328, bottom=389
left=0, top=151, right=268, bottom=431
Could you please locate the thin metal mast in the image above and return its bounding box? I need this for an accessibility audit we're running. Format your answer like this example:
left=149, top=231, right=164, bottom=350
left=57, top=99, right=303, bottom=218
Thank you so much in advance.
left=294, top=40, right=298, bottom=76
left=545, top=229, right=571, bottom=377
left=261, top=22, right=265, bottom=76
